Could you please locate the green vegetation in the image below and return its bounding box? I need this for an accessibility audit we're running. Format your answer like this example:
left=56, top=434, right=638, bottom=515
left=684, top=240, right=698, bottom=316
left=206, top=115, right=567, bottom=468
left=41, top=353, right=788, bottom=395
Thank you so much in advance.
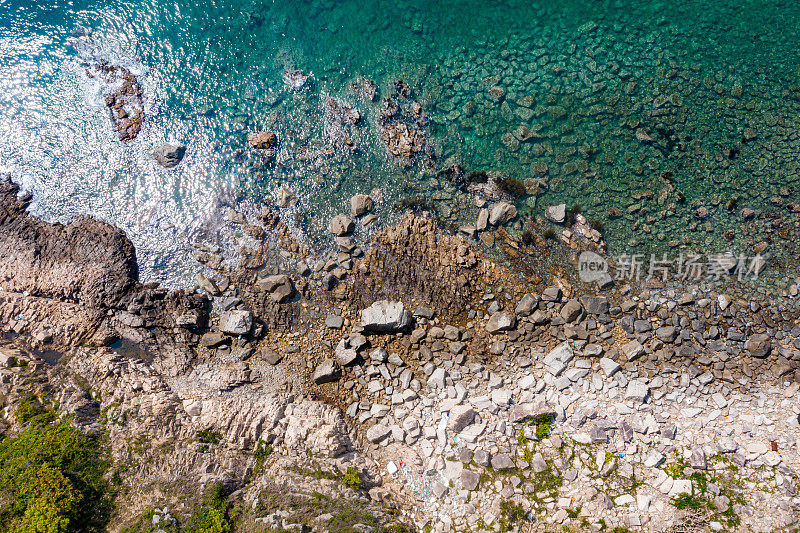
left=253, top=440, right=273, bottom=472
left=665, top=455, right=745, bottom=528
left=498, top=500, right=526, bottom=531
left=197, top=429, right=222, bottom=445
left=15, top=392, right=55, bottom=426
left=120, top=509, right=177, bottom=533
left=185, top=483, right=232, bottom=533
left=342, top=467, right=362, bottom=489
left=255, top=488, right=409, bottom=533
left=531, top=414, right=554, bottom=441
left=329, top=506, right=377, bottom=531
left=0, top=417, right=113, bottom=532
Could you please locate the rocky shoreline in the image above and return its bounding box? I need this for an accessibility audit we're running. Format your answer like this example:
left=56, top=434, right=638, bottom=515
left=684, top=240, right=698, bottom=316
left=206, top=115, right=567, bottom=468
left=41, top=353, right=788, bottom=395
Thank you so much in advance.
left=1, top=172, right=799, bottom=532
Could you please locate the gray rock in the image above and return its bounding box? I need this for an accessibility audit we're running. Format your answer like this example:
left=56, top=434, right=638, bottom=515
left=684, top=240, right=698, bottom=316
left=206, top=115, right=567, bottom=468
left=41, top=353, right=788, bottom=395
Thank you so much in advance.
left=413, top=307, right=435, bottom=319
left=580, top=295, right=609, bottom=315
left=661, top=423, right=677, bottom=440
left=621, top=340, right=645, bottom=361
left=262, top=348, right=282, bottom=365
left=486, top=311, right=516, bottom=334
left=428, top=368, right=448, bottom=389
left=329, top=214, right=354, bottom=236
left=590, top=426, right=607, bottom=443
left=490, top=453, right=515, bottom=470
left=335, top=340, right=359, bottom=366
left=560, top=299, right=583, bottom=322
left=195, top=273, right=220, bottom=295
left=489, top=202, right=517, bottom=225
left=656, top=326, right=678, bottom=343
left=153, top=143, right=186, bottom=168
left=544, top=342, right=574, bottom=376
left=201, top=332, right=229, bottom=348
left=325, top=314, right=344, bottom=329
left=257, top=274, right=295, bottom=303
left=449, top=405, right=475, bottom=432
left=473, top=449, right=491, bottom=466
left=476, top=208, right=489, bottom=231
left=366, top=423, right=391, bottom=443
left=745, top=333, right=771, bottom=358
left=599, top=357, right=621, bottom=376
left=461, top=469, right=480, bottom=491
left=515, top=294, right=538, bottom=316
left=545, top=203, right=566, bottom=223
left=220, top=310, right=253, bottom=335
left=312, top=359, right=341, bottom=384
left=541, top=286, right=562, bottom=302
left=432, top=481, right=448, bottom=498
left=690, top=446, right=707, bottom=470
left=361, top=300, right=411, bottom=332
left=530, top=453, right=547, bottom=472
left=625, top=380, right=649, bottom=403
left=350, top=194, right=374, bottom=217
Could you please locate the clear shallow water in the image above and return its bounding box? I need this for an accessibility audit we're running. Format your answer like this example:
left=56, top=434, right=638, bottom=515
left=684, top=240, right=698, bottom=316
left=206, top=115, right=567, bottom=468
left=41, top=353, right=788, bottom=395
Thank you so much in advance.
left=2, top=0, right=800, bottom=288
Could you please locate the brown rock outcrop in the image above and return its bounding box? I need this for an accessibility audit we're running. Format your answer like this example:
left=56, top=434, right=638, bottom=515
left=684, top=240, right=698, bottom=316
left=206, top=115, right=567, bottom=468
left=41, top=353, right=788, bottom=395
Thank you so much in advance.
left=0, top=176, right=138, bottom=308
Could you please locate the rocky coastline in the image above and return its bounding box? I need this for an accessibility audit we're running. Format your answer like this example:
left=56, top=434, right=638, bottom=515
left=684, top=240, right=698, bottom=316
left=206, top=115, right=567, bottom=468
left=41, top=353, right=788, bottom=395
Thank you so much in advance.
left=1, top=170, right=799, bottom=533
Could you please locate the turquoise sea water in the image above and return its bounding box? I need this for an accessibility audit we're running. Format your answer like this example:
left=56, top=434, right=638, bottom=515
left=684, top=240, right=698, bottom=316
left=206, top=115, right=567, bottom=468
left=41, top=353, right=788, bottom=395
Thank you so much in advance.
left=2, top=0, right=800, bottom=287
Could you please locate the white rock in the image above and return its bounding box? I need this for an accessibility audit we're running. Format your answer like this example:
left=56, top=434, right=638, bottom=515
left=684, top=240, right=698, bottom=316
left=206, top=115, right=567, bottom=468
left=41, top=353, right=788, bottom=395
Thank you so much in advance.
left=599, top=357, right=621, bottom=376
left=361, top=300, right=411, bottom=332
left=668, top=479, right=693, bottom=498
left=544, top=342, right=574, bottom=376
left=625, top=380, right=649, bottom=403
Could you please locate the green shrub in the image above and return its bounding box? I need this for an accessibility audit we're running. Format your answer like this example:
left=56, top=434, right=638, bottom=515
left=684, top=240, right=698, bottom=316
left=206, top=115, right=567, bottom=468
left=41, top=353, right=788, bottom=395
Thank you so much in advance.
left=0, top=421, right=112, bottom=532
left=343, top=467, right=362, bottom=489
left=15, top=393, right=55, bottom=426
left=186, top=483, right=232, bottom=533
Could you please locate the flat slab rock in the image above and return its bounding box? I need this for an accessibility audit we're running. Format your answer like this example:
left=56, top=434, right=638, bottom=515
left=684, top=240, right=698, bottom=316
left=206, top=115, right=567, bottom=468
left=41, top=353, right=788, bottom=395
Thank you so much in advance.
left=360, top=300, right=411, bottom=333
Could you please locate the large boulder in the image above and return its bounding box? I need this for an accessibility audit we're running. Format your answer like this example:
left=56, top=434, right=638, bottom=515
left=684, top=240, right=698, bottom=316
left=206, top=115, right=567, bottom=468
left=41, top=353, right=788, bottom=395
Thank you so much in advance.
left=545, top=204, right=566, bottom=223
left=153, top=143, right=186, bottom=168
left=257, top=274, right=295, bottom=303
left=559, top=299, right=583, bottom=323
left=449, top=405, right=476, bottom=433
left=361, top=300, right=411, bottom=333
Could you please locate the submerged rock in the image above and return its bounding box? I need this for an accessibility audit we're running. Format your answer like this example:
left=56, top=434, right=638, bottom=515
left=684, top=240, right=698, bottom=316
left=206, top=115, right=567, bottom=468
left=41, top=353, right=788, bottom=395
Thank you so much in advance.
left=545, top=204, right=566, bottom=223
left=248, top=131, right=277, bottom=150
left=153, top=143, right=186, bottom=168
left=489, top=202, right=517, bottom=226
left=283, top=69, right=310, bottom=90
